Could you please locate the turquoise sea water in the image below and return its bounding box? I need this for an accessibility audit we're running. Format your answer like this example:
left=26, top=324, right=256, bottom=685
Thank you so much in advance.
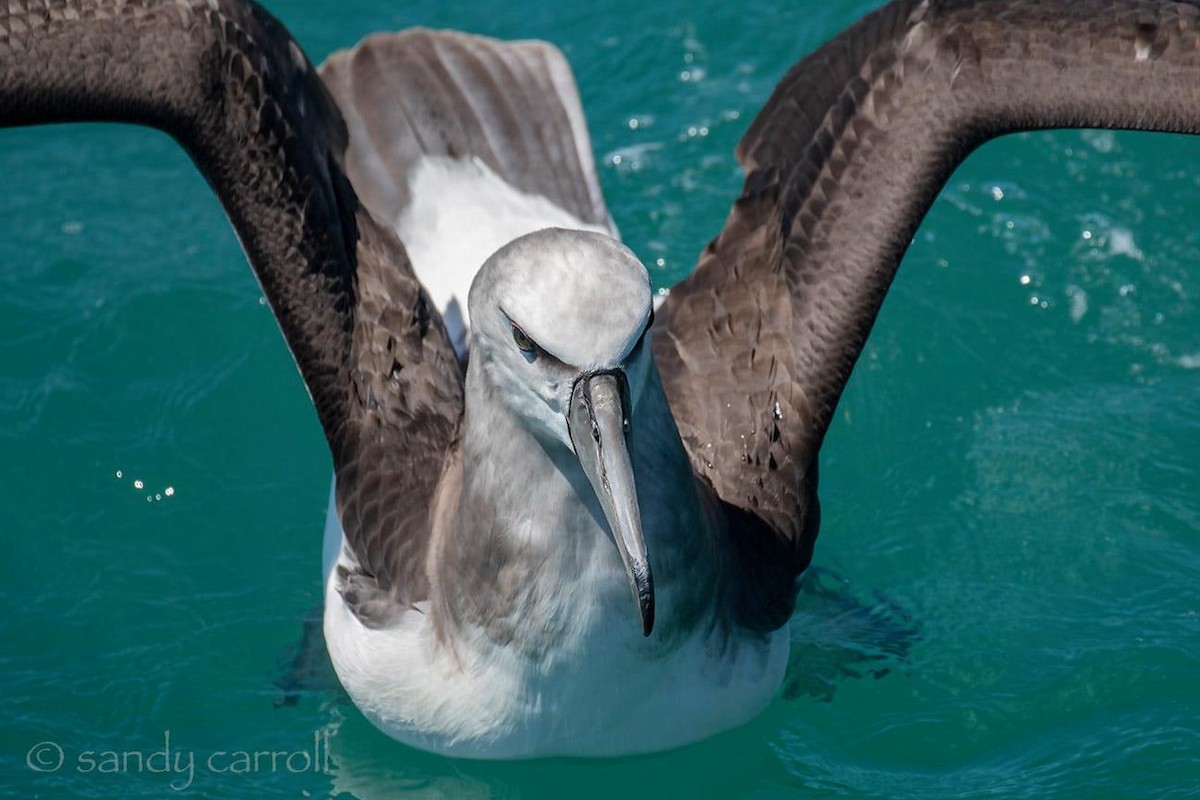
left=2, top=0, right=1198, bottom=797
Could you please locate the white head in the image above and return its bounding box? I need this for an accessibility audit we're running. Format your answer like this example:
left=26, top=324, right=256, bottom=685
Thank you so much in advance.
left=467, top=227, right=654, bottom=449
left=467, top=227, right=657, bottom=634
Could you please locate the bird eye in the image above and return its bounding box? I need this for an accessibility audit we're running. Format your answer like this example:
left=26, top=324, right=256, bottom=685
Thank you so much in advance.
left=511, top=323, right=537, bottom=355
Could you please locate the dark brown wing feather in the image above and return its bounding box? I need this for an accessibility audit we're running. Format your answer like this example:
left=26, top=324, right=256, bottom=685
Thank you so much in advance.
left=333, top=210, right=463, bottom=614
left=654, top=0, right=1200, bottom=624
left=0, top=0, right=464, bottom=608
left=0, top=0, right=359, bottom=433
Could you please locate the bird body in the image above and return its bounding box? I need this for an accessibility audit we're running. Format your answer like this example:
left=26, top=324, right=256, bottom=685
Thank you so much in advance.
left=321, top=468, right=788, bottom=758
left=325, top=220, right=788, bottom=755
left=313, top=35, right=795, bottom=754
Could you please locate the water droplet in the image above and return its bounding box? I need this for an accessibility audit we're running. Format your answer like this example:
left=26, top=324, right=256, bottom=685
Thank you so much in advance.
left=133, top=479, right=144, bottom=489
left=115, top=470, right=123, bottom=479
left=164, top=486, right=175, bottom=497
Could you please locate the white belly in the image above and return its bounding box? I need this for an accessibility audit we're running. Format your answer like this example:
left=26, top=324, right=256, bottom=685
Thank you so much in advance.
left=319, top=488, right=789, bottom=759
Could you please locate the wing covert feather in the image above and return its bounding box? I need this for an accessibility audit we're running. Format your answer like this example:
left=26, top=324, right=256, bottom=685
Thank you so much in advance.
left=333, top=209, right=463, bottom=611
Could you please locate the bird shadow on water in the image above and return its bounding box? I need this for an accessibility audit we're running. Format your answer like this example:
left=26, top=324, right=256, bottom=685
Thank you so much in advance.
left=273, top=605, right=343, bottom=708
left=782, top=566, right=921, bottom=703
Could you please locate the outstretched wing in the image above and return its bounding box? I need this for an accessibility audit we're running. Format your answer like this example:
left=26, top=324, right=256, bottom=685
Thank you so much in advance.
left=653, top=0, right=1200, bottom=625
left=0, top=0, right=464, bottom=607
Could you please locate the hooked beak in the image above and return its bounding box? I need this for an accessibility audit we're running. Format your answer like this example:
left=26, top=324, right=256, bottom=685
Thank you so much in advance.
left=567, top=370, right=654, bottom=636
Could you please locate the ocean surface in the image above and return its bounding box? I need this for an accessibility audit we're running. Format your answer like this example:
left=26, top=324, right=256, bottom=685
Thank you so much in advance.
left=2, top=0, right=1197, bottom=797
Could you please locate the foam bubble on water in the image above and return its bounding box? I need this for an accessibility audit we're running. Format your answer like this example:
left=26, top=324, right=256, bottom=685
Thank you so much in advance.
left=603, top=142, right=663, bottom=172
left=1081, top=129, right=1116, bottom=153
left=1075, top=214, right=1145, bottom=263
left=115, top=472, right=177, bottom=501
left=1178, top=353, right=1200, bottom=369
left=1108, top=228, right=1144, bottom=261
left=1065, top=285, right=1089, bottom=323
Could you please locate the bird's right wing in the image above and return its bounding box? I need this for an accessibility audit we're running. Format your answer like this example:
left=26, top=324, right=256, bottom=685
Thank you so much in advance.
left=652, top=0, right=1200, bottom=627
left=0, top=0, right=465, bottom=609
left=0, top=0, right=369, bottom=435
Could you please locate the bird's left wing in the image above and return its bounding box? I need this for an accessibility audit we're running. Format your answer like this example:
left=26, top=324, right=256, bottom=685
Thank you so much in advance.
left=653, top=0, right=1200, bottom=628
left=0, top=0, right=464, bottom=608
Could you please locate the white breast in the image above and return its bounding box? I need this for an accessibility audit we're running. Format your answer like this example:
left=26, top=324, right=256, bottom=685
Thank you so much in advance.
left=319, top=486, right=789, bottom=759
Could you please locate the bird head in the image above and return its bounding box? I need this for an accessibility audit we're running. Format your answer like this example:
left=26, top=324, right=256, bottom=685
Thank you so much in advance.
left=468, top=228, right=656, bottom=635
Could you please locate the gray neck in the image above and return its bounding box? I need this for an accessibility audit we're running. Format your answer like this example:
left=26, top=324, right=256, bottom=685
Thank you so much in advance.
left=429, top=355, right=728, bottom=658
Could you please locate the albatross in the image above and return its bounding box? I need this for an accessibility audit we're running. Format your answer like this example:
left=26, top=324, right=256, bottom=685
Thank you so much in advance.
left=2, top=0, right=1199, bottom=758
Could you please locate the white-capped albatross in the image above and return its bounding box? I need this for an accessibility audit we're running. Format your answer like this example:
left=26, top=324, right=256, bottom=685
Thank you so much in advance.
left=2, top=0, right=1200, bottom=758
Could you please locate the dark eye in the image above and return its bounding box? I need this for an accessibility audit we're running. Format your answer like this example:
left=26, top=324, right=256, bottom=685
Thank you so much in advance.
left=511, top=323, right=537, bottom=355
